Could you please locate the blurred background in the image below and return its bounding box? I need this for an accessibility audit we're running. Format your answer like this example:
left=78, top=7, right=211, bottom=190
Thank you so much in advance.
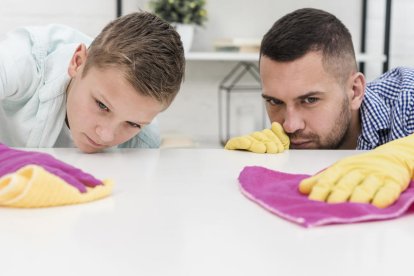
left=1, top=0, right=412, bottom=148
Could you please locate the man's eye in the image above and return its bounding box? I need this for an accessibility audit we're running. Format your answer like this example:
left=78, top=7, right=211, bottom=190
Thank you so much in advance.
left=303, top=97, right=319, bottom=104
left=264, top=98, right=283, bottom=106
left=127, top=122, right=141, bottom=129
left=96, top=100, right=109, bottom=111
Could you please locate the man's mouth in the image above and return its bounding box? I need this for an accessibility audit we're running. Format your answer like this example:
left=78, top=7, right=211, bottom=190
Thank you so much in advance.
left=289, top=140, right=313, bottom=149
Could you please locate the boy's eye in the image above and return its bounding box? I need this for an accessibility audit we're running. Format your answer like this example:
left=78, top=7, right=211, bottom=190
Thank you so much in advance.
left=96, top=100, right=109, bottom=111
left=127, top=122, right=141, bottom=129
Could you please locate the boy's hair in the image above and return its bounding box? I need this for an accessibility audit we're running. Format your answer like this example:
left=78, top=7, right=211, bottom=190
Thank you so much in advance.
left=83, top=12, right=185, bottom=106
left=260, top=8, right=357, bottom=85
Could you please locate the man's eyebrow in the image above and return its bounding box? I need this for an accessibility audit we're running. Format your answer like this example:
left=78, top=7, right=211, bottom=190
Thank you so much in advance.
left=297, top=91, right=325, bottom=100
left=262, top=94, right=286, bottom=104
left=261, top=91, right=325, bottom=102
left=261, top=94, right=278, bottom=101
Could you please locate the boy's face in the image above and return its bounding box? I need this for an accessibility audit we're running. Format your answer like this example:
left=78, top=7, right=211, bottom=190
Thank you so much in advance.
left=260, top=51, right=364, bottom=149
left=66, top=44, right=164, bottom=153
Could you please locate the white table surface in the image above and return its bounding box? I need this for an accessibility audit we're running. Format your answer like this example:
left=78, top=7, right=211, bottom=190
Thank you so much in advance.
left=1, top=148, right=413, bottom=276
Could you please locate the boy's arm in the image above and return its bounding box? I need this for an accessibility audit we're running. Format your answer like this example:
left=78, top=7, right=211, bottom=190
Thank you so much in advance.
left=0, top=165, right=113, bottom=208
left=224, top=122, right=290, bottom=153
left=0, top=28, right=39, bottom=101
left=299, top=133, right=414, bottom=208
left=0, top=143, right=103, bottom=193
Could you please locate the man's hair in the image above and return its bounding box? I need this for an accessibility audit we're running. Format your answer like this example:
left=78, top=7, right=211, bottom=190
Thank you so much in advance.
left=260, top=8, right=357, bottom=84
left=83, top=12, right=185, bottom=106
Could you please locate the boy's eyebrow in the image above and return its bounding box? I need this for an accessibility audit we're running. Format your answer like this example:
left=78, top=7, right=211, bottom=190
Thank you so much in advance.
left=99, top=93, right=150, bottom=125
left=129, top=119, right=150, bottom=125
left=99, top=94, right=114, bottom=110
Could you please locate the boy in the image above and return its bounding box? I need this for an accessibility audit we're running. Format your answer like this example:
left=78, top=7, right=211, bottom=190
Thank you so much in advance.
left=0, top=12, right=185, bottom=153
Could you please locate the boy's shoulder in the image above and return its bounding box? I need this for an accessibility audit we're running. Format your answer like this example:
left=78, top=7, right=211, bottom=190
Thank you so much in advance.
left=2, top=24, right=92, bottom=52
left=17, top=24, right=92, bottom=47
left=118, top=121, right=161, bottom=149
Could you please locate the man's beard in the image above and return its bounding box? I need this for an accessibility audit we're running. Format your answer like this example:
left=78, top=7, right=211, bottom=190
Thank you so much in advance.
left=323, top=96, right=352, bottom=149
left=288, top=96, right=352, bottom=149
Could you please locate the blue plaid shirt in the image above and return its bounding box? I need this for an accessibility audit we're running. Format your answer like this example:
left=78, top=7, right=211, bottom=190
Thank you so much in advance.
left=357, top=67, right=414, bottom=149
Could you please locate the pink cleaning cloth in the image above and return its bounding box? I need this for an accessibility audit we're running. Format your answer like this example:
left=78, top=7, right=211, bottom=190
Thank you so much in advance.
left=238, top=166, right=414, bottom=228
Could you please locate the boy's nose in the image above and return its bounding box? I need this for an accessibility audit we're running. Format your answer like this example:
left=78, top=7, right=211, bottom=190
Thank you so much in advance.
left=95, top=125, right=115, bottom=143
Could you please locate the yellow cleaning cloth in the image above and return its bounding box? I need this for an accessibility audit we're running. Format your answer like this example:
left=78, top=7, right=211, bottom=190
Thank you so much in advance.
left=0, top=165, right=113, bottom=208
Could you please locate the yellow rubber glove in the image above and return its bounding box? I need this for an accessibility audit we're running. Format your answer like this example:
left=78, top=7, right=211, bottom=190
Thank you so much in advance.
left=224, top=122, right=290, bottom=153
left=0, top=165, right=113, bottom=208
left=299, top=134, right=414, bottom=208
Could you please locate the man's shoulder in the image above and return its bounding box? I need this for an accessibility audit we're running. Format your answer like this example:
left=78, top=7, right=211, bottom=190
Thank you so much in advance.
left=366, top=67, right=414, bottom=100
left=360, top=67, right=414, bottom=149
left=368, top=67, right=414, bottom=87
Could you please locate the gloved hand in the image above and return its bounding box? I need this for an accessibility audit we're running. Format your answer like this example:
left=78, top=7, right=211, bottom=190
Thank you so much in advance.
left=299, top=134, right=414, bottom=208
left=0, top=143, right=102, bottom=193
left=224, top=122, right=290, bottom=153
left=0, top=165, right=113, bottom=208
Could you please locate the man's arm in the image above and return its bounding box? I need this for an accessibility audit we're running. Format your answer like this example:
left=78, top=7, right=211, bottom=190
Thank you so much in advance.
left=299, top=133, right=414, bottom=208
left=224, top=122, right=290, bottom=153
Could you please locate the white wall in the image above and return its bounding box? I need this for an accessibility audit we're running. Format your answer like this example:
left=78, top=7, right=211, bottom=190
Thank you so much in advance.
left=1, top=0, right=413, bottom=147
left=0, top=0, right=115, bottom=36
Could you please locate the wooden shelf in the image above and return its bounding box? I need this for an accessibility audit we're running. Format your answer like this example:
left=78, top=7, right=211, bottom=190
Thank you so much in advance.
left=185, top=51, right=387, bottom=63
left=186, top=51, right=259, bottom=61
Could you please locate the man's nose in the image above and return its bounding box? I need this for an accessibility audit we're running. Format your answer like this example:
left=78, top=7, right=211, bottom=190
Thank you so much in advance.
left=282, top=108, right=305, bottom=134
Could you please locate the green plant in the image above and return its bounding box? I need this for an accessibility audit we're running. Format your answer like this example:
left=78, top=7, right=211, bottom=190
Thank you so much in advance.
left=150, top=0, right=207, bottom=26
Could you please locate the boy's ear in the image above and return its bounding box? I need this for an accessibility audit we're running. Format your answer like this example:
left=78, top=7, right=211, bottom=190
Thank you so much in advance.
left=68, top=44, right=88, bottom=77
left=349, top=72, right=366, bottom=110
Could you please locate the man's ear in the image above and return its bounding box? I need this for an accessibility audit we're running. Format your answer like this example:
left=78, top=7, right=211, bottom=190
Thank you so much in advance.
left=349, top=72, right=366, bottom=110
left=68, top=44, right=88, bottom=77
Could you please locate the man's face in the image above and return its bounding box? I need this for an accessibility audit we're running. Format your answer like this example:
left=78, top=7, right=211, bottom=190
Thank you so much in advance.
left=260, top=52, right=357, bottom=149
left=66, top=45, right=164, bottom=153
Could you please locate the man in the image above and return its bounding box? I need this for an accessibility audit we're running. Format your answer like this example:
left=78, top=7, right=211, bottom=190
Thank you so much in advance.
left=225, top=8, right=414, bottom=208
left=226, top=8, right=413, bottom=152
